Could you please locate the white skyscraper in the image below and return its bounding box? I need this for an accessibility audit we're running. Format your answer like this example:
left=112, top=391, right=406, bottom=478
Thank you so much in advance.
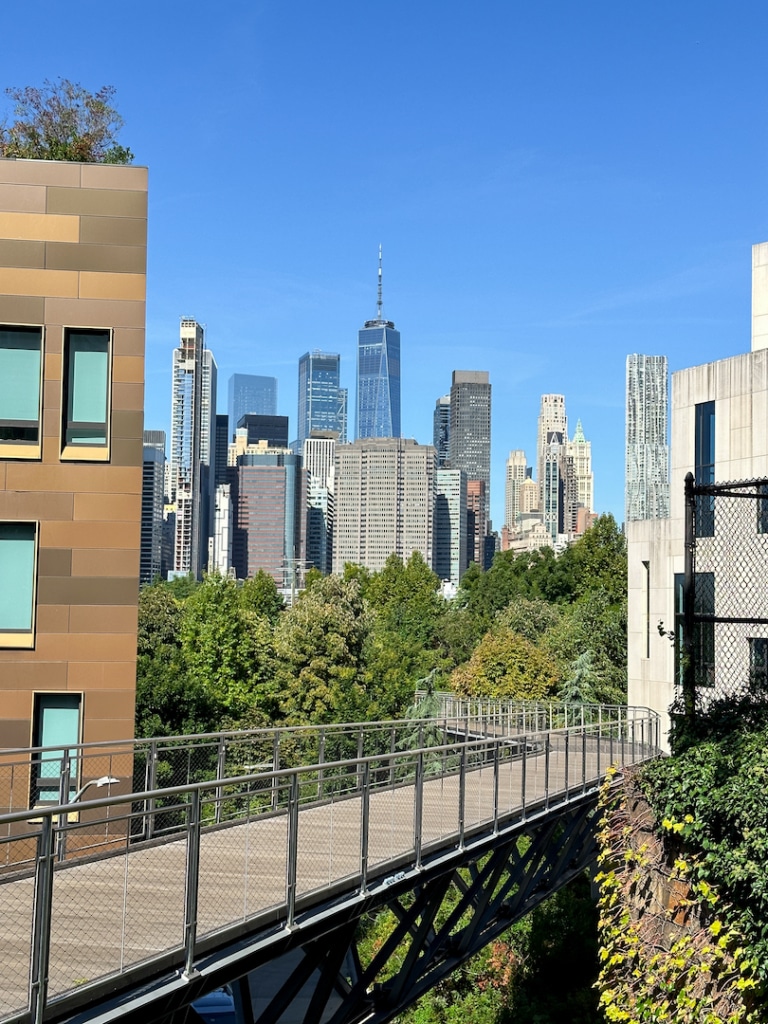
left=169, top=319, right=217, bottom=577
left=625, top=354, right=669, bottom=522
left=435, top=468, right=468, bottom=588
left=565, top=420, right=594, bottom=515
left=504, top=450, right=528, bottom=529
left=537, top=394, right=567, bottom=501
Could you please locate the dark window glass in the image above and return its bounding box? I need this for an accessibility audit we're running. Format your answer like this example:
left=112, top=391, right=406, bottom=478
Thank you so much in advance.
left=749, top=638, right=768, bottom=693
left=694, top=401, right=715, bottom=536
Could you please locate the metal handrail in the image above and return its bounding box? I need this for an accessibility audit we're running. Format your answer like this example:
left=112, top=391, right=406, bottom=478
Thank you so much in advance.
left=0, top=705, right=661, bottom=1024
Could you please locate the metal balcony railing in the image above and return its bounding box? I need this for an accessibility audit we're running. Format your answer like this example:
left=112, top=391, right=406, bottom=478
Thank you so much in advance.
left=0, top=703, right=661, bottom=1024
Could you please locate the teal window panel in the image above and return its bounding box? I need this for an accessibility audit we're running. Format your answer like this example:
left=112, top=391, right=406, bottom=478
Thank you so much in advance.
left=64, top=329, right=110, bottom=446
left=0, top=522, right=36, bottom=632
left=33, top=694, right=81, bottom=802
left=0, top=327, right=42, bottom=442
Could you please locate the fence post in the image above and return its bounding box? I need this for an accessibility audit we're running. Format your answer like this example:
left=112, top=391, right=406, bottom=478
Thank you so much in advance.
left=55, top=750, right=71, bottom=863
left=182, top=790, right=202, bottom=978
left=492, top=742, right=499, bottom=834
left=272, top=735, right=280, bottom=812
left=318, top=729, right=325, bottom=801
left=581, top=727, right=587, bottom=794
left=544, top=732, right=550, bottom=811
left=458, top=746, right=466, bottom=851
left=359, top=761, right=370, bottom=893
left=521, top=738, right=527, bottom=820
left=414, top=751, right=424, bottom=869
left=215, top=738, right=226, bottom=825
left=682, top=471, right=697, bottom=726
left=29, top=815, right=55, bottom=1024
left=286, top=773, right=300, bottom=929
left=146, top=740, right=158, bottom=840
left=357, top=727, right=364, bottom=790
left=564, top=730, right=570, bottom=801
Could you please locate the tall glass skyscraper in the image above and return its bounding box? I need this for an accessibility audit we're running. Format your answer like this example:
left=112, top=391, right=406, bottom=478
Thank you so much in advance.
left=297, top=351, right=347, bottom=445
left=228, top=374, right=277, bottom=438
left=355, top=249, right=401, bottom=439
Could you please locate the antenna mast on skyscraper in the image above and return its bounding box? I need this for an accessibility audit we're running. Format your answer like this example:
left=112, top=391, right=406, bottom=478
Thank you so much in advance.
left=377, top=244, right=383, bottom=321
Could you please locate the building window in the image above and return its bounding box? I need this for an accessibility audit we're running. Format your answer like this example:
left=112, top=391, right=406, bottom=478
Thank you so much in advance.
left=0, top=521, right=38, bottom=648
left=0, top=325, right=43, bottom=458
left=31, top=693, right=81, bottom=805
left=674, top=571, right=715, bottom=688
left=748, top=638, right=768, bottom=693
left=694, top=400, right=715, bottom=537
left=61, top=328, right=111, bottom=460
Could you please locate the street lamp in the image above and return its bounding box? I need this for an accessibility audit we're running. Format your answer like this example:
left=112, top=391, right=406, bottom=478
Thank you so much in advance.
left=57, top=775, right=120, bottom=862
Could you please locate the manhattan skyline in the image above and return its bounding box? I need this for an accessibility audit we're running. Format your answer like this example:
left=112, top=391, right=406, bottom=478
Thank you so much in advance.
left=4, top=1, right=766, bottom=529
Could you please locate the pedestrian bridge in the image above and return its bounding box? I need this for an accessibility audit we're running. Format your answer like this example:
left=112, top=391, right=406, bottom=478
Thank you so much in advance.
left=0, top=699, right=660, bottom=1024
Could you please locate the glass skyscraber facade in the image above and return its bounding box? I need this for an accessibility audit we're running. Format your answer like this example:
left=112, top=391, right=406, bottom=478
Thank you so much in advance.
left=355, top=248, right=401, bottom=439
left=297, top=351, right=347, bottom=445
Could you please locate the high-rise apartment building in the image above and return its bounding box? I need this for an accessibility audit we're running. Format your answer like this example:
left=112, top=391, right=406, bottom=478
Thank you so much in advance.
left=168, top=319, right=216, bottom=577
left=236, top=414, right=289, bottom=449
left=433, top=394, right=451, bottom=468
left=625, top=354, right=669, bottom=522
left=565, top=420, right=594, bottom=516
left=231, top=445, right=306, bottom=586
left=434, top=469, right=467, bottom=587
left=355, top=249, right=401, bottom=439
left=141, top=431, right=166, bottom=585
left=537, top=394, right=567, bottom=498
left=448, top=372, right=492, bottom=502
left=214, top=414, right=229, bottom=487
left=504, top=450, right=528, bottom=529
left=297, top=351, right=346, bottom=446
left=303, top=435, right=336, bottom=574
left=228, top=374, right=277, bottom=433
left=333, top=438, right=434, bottom=573
left=0, top=158, right=147, bottom=801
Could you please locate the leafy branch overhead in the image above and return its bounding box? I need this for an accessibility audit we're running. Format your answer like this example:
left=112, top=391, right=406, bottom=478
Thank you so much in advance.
left=0, top=79, right=133, bottom=163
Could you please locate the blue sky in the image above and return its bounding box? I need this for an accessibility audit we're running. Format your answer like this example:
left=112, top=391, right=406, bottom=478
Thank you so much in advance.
left=4, top=1, right=767, bottom=528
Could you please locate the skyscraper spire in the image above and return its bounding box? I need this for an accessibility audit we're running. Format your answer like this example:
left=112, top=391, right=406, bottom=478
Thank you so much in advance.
left=377, top=244, right=383, bottom=322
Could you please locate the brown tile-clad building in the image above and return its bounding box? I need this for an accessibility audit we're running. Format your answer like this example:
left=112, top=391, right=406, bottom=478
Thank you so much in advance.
left=0, top=158, right=146, bottom=808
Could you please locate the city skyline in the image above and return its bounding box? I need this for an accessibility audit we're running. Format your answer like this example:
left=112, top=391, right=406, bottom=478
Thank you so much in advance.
left=8, top=4, right=766, bottom=530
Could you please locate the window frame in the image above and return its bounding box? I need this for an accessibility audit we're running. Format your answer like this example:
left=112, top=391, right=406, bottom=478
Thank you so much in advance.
left=0, top=520, right=39, bottom=649
left=30, top=692, right=83, bottom=807
left=0, top=323, right=44, bottom=460
left=60, top=326, right=113, bottom=462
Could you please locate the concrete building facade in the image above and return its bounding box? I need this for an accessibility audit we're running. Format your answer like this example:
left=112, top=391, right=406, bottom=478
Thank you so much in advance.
left=332, top=438, right=434, bottom=574
left=504, top=450, right=528, bottom=530
left=627, top=242, right=768, bottom=748
left=0, top=157, right=147, bottom=802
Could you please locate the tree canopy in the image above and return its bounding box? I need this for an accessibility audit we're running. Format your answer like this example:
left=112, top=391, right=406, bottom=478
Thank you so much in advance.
left=0, top=80, right=133, bottom=163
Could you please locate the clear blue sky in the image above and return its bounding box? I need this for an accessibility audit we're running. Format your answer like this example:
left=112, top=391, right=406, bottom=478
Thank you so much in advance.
left=4, top=1, right=767, bottom=528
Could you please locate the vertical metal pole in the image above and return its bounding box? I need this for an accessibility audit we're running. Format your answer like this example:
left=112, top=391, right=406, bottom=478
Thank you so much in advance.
left=682, top=471, right=697, bottom=726
left=183, top=790, right=202, bottom=978
left=564, top=730, right=569, bottom=800
left=544, top=732, right=550, bottom=811
left=458, top=746, right=466, bottom=851
left=597, top=720, right=601, bottom=780
left=272, top=735, right=280, bottom=812
left=492, top=742, right=499, bottom=834
left=56, top=751, right=71, bottom=863
left=581, top=727, right=587, bottom=793
left=521, top=738, right=527, bottom=820
left=215, top=738, right=226, bottom=825
left=286, top=773, right=300, bottom=929
left=318, top=729, right=325, bottom=801
left=29, top=816, right=55, bottom=1024
left=390, top=726, right=396, bottom=786
left=147, top=740, right=158, bottom=840
left=413, top=751, right=424, bottom=869
left=357, top=727, right=364, bottom=790
left=359, top=761, right=370, bottom=893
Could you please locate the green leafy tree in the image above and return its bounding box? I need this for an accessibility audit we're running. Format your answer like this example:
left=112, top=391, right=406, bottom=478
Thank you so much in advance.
left=180, top=573, right=276, bottom=718
left=562, top=512, right=627, bottom=602
left=0, top=79, right=133, bottom=163
left=496, top=596, right=562, bottom=644
left=239, top=569, right=285, bottom=624
left=451, top=627, right=560, bottom=700
left=274, top=575, right=368, bottom=723
left=558, top=650, right=599, bottom=704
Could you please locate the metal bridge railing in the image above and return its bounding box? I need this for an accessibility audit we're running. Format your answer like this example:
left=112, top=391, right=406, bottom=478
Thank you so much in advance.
left=0, top=704, right=660, bottom=1024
